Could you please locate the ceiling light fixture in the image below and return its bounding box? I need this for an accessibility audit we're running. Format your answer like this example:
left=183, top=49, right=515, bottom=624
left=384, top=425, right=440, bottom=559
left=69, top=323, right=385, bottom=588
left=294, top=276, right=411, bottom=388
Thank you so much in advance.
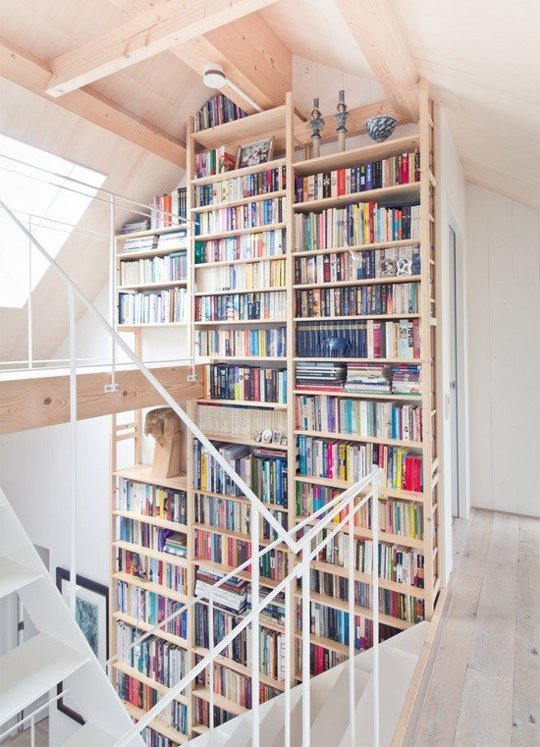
left=202, top=64, right=263, bottom=113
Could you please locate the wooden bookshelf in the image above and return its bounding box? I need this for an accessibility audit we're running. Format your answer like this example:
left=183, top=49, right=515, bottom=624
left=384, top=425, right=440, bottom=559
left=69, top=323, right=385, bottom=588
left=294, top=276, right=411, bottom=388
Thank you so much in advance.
left=109, top=89, right=441, bottom=744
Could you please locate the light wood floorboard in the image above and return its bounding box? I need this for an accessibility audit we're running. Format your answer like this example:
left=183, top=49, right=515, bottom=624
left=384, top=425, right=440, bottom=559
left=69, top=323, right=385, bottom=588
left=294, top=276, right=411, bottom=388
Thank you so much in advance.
left=3, top=718, right=48, bottom=746
left=414, top=509, right=539, bottom=747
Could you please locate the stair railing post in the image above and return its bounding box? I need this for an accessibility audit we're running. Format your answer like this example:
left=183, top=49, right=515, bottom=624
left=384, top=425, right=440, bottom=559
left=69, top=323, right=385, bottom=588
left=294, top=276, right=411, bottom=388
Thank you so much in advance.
left=251, top=504, right=260, bottom=747
left=30, top=714, right=35, bottom=747
left=68, top=286, right=77, bottom=618
left=27, top=217, right=33, bottom=369
left=284, top=574, right=293, bottom=747
left=372, top=472, right=380, bottom=747
left=348, top=487, right=356, bottom=746
left=109, top=194, right=116, bottom=387
left=301, top=545, right=310, bottom=747
left=209, top=588, right=214, bottom=745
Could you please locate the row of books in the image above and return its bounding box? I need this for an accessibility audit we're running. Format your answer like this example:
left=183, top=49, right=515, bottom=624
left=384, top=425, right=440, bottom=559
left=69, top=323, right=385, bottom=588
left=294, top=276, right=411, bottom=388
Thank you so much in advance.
left=194, top=700, right=233, bottom=729
left=116, top=671, right=188, bottom=733
left=195, top=146, right=237, bottom=178
left=195, top=197, right=285, bottom=235
left=295, top=362, right=421, bottom=396
left=293, top=245, right=420, bottom=285
left=115, top=548, right=187, bottom=592
left=193, top=93, right=247, bottom=132
left=194, top=229, right=286, bottom=264
left=118, top=229, right=187, bottom=256
left=309, top=570, right=424, bottom=621
left=296, top=437, right=423, bottom=492
left=295, top=203, right=421, bottom=251
left=195, top=494, right=249, bottom=539
left=117, top=624, right=186, bottom=687
left=295, top=395, right=423, bottom=442
left=196, top=257, right=287, bottom=292
left=116, top=479, right=187, bottom=525
left=194, top=529, right=287, bottom=582
left=150, top=188, right=187, bottom=228
left=195, top=405, right=287, bottom=442
left=294, top=282, right=419, bottom=318
left=295, top=318, right=420, bottom=360
left=304, top=643, right=345, bottom=676
left=115, top=580, right=188, bottom=637
left=294, top=152, right=420, bottom=203
left=119, top=218, right=150, bottom=234
left=118, top=288, right=187, bottom=325
left=195, top=291, right=287, bottom=322
left=116, top=517, right=187, bottom=558
left=193, top=439, right=288, bottom=507
left=196, top=327, right=287, bottom=358
left=194, top=166, right=286, bottom=207
left=203, top=364, right=287, bottom=403
left=194, top=567, right=248, bottom=613
left=119, top=252, right=187, bottom=286
left=208, top=662, right=279, bottom=709
left=303, top=602, right=374, bottom=650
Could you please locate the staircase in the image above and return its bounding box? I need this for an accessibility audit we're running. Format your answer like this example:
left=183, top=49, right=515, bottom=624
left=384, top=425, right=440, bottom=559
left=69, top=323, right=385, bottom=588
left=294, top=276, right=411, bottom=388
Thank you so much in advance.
left=189, top=622, right=429, bottom=747
left=0, top=487, right=144, bottom=746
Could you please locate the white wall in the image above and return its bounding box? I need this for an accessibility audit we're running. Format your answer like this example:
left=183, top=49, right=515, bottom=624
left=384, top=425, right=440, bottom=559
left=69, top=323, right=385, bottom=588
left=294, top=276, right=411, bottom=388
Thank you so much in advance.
left=436, top=107, right=468, bottom=582
left=465, top=184, right=540, bottom=517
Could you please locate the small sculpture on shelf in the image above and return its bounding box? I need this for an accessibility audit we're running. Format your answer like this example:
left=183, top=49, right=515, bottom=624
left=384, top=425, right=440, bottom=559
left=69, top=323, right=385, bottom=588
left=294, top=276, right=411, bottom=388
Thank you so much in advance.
left=335, top=89, right=350, bottom=152
left=144, top=407, right=185, bottom=478
left=309, top=97, right=325, bottom=158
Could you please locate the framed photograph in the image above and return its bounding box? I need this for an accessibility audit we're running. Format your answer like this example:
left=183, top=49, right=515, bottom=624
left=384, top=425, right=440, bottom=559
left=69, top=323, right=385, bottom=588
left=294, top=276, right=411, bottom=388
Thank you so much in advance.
left=236, top=137, right=274, bottom=169
left=56, top=568, right=109, bottom=724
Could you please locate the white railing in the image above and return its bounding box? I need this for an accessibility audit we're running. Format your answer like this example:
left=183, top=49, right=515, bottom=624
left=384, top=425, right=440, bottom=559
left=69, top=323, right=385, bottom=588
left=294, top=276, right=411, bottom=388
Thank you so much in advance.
left=0, top=690, right=68, bottom=746
left=1, top=176, right=383, bottom=747
left=112, top=467, right=382, bottom=747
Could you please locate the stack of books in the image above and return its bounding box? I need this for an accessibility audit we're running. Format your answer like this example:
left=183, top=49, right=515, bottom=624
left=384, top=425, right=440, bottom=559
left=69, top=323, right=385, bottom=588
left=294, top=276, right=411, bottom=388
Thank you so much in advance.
left=120, top=218, right=150, bottom=234
left=156, top=229, right=188, bottom=251
left=194, top=93, right=247, bottom=132
left=295, top=361, right=347, bottom=391
left=391, top=364, right=421, bottom=394
left=344, top=363, right=392, bottom=393
left=195, top=567, right=248, bottom=613
left=162, top=531, right=187, bottom=558
left=120, top=234, right=158, bottom=254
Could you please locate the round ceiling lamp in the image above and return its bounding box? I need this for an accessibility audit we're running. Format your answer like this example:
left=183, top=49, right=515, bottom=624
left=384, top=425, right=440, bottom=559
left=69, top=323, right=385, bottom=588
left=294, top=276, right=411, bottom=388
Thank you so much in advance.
left=202, top=64, right=227, bottom=89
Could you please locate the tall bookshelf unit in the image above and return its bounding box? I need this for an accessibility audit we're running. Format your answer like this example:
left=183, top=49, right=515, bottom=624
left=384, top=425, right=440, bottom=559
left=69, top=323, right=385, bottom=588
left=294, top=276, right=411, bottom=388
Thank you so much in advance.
left=109, top=88, right=441, bottom=744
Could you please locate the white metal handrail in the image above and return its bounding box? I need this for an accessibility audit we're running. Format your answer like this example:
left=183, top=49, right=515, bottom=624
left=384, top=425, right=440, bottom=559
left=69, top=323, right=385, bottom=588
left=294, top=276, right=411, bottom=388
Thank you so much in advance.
left=113, top=468, right=382, bottom=747
left=0, top=690, right=68, bottom=744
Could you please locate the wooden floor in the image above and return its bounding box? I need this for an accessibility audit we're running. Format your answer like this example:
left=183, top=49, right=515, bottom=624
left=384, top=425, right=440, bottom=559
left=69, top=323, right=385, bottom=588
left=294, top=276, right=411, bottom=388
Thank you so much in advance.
left=414, top=508, right=540, bottom=747
left=4, top=718, right=48, bottom=746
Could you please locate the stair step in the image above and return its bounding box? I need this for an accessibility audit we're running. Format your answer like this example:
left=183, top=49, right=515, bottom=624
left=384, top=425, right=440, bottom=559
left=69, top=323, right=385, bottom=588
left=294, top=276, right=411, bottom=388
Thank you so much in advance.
left=311, top=665, right=371, bottom=747
left=0, top=633, right=89, bottom=726
left=0, top=557, right=41, bottom=599
left=62, top=722, right=117, bottom=746
left=384, top=619, right=429, bottom=657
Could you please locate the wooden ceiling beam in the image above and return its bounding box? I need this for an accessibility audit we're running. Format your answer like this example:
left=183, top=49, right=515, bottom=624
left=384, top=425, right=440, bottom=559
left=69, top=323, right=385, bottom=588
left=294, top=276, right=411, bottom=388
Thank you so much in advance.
left=293, top=99, right=411, bottom=148
left=0, top=38, right=186, bottom=166
left=172, top=13, right=292, bottom=113
left=45, top=0, right=283, bottom=97
left=333, top=0, right=419, bottom=121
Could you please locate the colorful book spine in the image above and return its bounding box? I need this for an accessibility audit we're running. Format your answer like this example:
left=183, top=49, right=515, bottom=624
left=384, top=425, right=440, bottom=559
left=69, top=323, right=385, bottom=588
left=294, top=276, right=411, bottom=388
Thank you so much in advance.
left=194, top=229, right=286, bottom=264
left=120, top=252, right=187, bottom=285
left=295, top=282, right=419, bottom=318
left=204, top=364, right=287, bottom=403
left=195, top=291, right=286, bottom=322
left=196, top=258, right=287, bottom=291
left=196, top=197, right=285, bottom=235
left=294, top=245, right=421, bottom=283
left=115, top=548, right=187, bottom=593
left=195, top=166, right=286, bottom=207
left=117, top=479, right=187, bottom=525
left=196, top=326, right=287, bottom=358
left=118, top=288, right=187, bottom=325
left=194, top=93, right=247, bottom=132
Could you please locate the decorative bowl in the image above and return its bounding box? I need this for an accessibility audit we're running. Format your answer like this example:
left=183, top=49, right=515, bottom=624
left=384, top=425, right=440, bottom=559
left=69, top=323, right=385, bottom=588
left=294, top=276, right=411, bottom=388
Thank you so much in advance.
left=364, top=115, right=398, bottom=143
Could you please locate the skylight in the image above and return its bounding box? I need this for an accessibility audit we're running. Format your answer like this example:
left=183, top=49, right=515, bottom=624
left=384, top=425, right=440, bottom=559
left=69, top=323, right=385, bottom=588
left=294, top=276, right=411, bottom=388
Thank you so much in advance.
left=0, top=135, right=106, bottom=308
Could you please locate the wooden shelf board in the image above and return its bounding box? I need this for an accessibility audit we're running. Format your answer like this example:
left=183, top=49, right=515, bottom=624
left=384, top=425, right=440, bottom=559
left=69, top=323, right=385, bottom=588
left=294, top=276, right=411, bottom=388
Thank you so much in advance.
left=193, top=558, right=282, bottom=591
left=294, top=314, right=420, bottom=322
left=194, top=521, right=284, bottom=548
left=191, top=686, right=247, bottom=717
left=192, top=106, right=288, bottom=148
left=293, top=389, right=422, bottom=402
left=116, top=225, right=187, bottom=241
left=114, top=465, right=188, bottom=491
left=113, top=540, right=188, bottom=568
left=113, top=509, right=187, bottom=533
left=294, top=357, right=421, bottom=364
left=195, top=222, right=286, bottom=241
left=195, top=286, right=286, bottom=297
left=123, top=701, right=188, bottom=744
left=199, top=433, right=288, bottom=450
left=192, top=487, right=288, bottom=513
left=113, top=610, right=188, bottom=650
left=204, top=356, right=287, bottom=362
left=293, top=238, right=420, bottom=258
left=195, top=319, right=287, bottom=327
left=293, top=275, right=421, bottom=290
left=117, top=245, right=188, bottom=261
left=197, top=399, right=286, bottom=410
left=195, top=254, right=286, bottom=269
left=192, top=190, right=287, bottom=213
left=293, top=135, right=420, bottom=175
left=118, top=280, right=187, bottom=291
left=118, top=322, right=188, bottom=330
left=193, top=647, right=285, bottom=691
left=113, top=571, right=188, bottom=603
left=294, top=429, right=423, bottom=449
left=294, top=474, right=423, bottom=503
left=294, top=183, right=420, bottom=212
left=192, top=158, right=286, bottom=187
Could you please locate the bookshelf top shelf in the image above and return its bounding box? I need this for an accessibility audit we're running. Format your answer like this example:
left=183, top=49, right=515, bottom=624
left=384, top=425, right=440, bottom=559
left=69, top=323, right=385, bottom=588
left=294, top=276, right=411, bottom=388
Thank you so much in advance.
left=191, top=105, right=292, bottom=149
left=113, top=464, right=188, bottom=491
left=293, top=134, right=420, bottom=176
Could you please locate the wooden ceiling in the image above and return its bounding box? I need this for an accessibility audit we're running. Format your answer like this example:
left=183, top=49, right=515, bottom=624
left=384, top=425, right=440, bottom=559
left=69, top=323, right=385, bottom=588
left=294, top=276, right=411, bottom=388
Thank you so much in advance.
left=0, top=0, right=538, bottom=361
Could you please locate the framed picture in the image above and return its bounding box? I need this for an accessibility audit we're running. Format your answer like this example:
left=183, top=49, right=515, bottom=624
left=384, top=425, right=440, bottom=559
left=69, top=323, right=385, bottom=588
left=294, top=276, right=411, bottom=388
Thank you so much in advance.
left=236, top=137, right=274, bottom=169
left=56, top=568, right=109, bottom=724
